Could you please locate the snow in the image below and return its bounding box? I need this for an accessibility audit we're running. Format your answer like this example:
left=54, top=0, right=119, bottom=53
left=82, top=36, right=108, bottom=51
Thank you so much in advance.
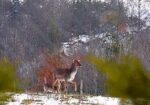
left=11, top=0, right=25, bottom=5
left=87, top=96, right=119, bottom=105
left=7, top=93, right=61, bottom=105
left=67, top=98, right=79, bottom=104
left=79, top=35, right=90, bottom=43
left=61, top=33, right=112, bottom=54
left=123, top=0, right=150, bottom=26
left=7, top=93, right=120, bottom=105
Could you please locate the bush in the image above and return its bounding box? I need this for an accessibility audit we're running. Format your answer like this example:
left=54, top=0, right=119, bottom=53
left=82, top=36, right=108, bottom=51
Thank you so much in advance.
left=87, top=55, right=150, bottom=105
left=0, top=57, right=17, bottom=102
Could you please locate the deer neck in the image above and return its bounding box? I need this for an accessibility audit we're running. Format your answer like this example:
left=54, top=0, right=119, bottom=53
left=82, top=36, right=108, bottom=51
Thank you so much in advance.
left=69, top=64, right=77, bottom=73
left=66, top=64, right=78, bottom=81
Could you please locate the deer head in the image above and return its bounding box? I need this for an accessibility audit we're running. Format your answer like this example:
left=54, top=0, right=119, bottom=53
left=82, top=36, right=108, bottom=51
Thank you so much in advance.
left=72, top=59, right=81, bottom=67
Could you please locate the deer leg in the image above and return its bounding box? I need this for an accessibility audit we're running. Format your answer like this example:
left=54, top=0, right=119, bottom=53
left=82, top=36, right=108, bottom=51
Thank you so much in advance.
left=64, top=81, right=68, bottom=94
left=52, top=79, right=59, bottom=92
left=53, top=79, right=62, bottom=93
left=43, top=85, right=47, bottom=93
left=57, top=80, right=62, bottom=93
left=70, top=81, right=77, bottom=92
left=52, top=79, right=56, bottom=90
left=74, top=82, right=77, bottom=92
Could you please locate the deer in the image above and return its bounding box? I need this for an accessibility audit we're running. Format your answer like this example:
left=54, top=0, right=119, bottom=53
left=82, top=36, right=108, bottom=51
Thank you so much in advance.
left=52, top=59, right=81, bottom=93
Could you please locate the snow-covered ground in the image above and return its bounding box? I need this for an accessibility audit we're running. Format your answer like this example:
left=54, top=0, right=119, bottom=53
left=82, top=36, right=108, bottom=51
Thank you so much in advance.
left=61, top=33, right=113, bottom=56
left=6, top=93, right=120, bottom=105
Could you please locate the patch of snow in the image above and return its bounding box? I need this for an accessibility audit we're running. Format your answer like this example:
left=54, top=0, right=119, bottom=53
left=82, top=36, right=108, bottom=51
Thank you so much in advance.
left=61, top=33, right=113, bottom=55
left=39, top=5, right=43, bottom=8
left=43, top=98, right=60, bottom=105
left=11, top=0, right=25, bottom=5
left=68, top=98, right=79, bottom=104
left=87, top=96, right=120, bottom=105
left=7, top=93, right=120, bottom=105
left=79, top=35, right=90, bottom=43
left=95, top=33, right=106, bottom=39
left=7, top=93, right=61, bottom=105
